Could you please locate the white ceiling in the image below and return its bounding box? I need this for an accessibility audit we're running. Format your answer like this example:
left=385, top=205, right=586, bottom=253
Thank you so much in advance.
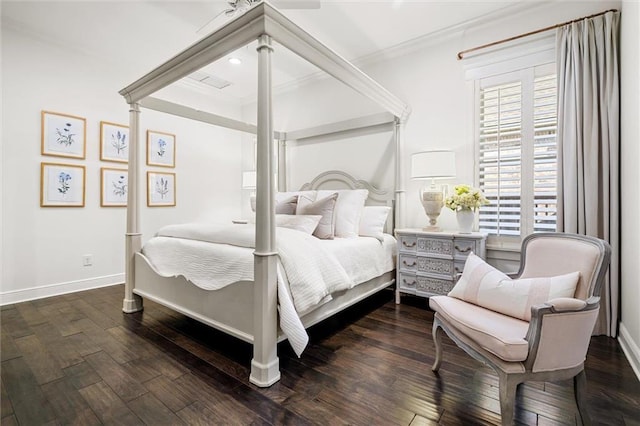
left=2, top=0, right=522, bottom=101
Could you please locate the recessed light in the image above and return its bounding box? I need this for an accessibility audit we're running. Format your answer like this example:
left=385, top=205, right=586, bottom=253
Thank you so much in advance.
left=228, top=57, right=242, bottom=65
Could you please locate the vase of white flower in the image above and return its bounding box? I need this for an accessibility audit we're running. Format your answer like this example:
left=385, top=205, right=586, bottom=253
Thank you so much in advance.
left=445, top=184, right=489, bottom=233
left=456, top=208, right=475, bottom=233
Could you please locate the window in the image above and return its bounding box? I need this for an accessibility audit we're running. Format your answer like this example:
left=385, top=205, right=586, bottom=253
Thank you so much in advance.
left=476, top=63, right=557, bottom=240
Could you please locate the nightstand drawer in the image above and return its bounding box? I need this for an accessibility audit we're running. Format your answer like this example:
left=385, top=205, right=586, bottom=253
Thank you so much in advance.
left=416, top=276, right=455, bottom=296
left=454, top=239, right=478, bottom=258
left=398, top=272, right=418, bottom=291
left=417, top=257, right=454, bottom=277
left=399, top=235, right=417, bottom=252
left=399, top=254, right=418, bottom=271
left=417, top=237, right=453, bottom=257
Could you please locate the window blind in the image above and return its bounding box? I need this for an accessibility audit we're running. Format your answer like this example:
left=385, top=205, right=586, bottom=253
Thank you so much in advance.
left=477, top=71, right=557, bottom=237
left=532, top=74, right=557, bottom=232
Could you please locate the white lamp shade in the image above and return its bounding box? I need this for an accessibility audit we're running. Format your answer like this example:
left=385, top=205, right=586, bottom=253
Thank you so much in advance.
left=242, top=171, right=256, bottom=189
left=411, top=151, right=456, bottom=179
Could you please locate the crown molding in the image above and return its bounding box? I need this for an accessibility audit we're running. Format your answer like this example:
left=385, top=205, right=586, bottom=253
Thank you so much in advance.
left=254, top=1, right=551, bottom=105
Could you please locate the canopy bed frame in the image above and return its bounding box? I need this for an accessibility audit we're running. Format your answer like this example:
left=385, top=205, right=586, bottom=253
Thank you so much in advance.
left=119, top=2, right=410, bottom=387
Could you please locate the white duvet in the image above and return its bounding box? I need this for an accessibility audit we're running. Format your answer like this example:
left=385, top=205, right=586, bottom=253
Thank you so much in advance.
left=141, top=222, right=396, bottom=355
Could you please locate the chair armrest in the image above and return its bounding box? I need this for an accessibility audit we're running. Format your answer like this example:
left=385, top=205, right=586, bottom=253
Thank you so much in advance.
left=523, top=297, right=600, bottom=372
left=545, top=297, right=587, bottom=311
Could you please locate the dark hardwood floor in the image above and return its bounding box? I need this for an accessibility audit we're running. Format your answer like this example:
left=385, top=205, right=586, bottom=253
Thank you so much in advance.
left=1, top=284, right=639, bottom=425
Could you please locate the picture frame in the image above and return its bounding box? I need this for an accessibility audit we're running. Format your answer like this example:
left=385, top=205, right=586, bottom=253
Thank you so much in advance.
left=100, top=121, right=129, bottom=163
left=40, top=162, right=85, bottom=207
left=100, top=168, right=128, bottom=207
left=41, top=111, right=86, bottom=159
left=147, top=171, right=176, bottom=207
left=147, top=130, right=176, bottom=168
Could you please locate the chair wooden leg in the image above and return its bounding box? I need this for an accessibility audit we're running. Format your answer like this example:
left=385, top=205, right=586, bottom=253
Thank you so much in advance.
left=574, top=370, right=592, bottom=426
left=432, top=319, right=443, bottom=372
left=498, top=372, right=518, bottom=426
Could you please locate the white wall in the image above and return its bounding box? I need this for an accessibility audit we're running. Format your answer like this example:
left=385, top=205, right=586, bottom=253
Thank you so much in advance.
left=620, top=0, right=640, bottom=379
left=1, top=25, right=244, bottom=303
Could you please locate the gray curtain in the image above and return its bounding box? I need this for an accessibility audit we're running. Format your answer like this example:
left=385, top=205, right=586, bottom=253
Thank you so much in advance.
left=556, top=11, right=620, bottom=337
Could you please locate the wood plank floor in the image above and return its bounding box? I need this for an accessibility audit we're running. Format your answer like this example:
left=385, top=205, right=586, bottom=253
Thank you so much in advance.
left=1, top=284, right=639, bottom=425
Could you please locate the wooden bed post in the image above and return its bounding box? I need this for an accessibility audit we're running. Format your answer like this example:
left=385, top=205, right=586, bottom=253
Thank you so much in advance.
left=250, top=34, right=280, bottom=387
left=123, top=102, right=143, bottom=313
left=394, top=118, right=405, bottom=304
left=394, top=118, right=406, bottom=229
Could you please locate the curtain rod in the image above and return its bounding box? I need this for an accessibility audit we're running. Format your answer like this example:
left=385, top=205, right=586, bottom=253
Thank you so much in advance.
left=457, top=8, right=618, bottom=60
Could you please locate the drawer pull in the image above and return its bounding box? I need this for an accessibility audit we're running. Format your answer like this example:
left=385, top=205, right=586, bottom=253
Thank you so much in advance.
left=402, top=260, right=417, bottom=267
left=455, top=245, right=472, bottom=253
left=402, top=241, right=416, bottom=248
left=403, top=278, right=417, bottom=286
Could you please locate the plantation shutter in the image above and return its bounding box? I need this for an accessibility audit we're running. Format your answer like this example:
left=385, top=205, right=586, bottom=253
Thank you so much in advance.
left=477, top=68, right=557, bottom=237
left=532, top=74, right=557, bottom=232
left=478, top=81, right=522, bottom=236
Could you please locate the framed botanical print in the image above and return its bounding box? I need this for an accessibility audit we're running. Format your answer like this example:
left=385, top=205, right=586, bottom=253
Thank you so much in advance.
left=147, top=171, right=176, bottom=207
left=100, top=121, right=129, bottom=163
left=40, top=162, right=85, bottom=207
left=41, top=111, right=86, bottom=159
left=100, top=168, right=128, bottom=207
left=147, top=130, right=176, bottom=168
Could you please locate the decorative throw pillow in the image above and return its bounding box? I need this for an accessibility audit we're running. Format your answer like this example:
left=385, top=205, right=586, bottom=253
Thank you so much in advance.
left=250, top=193, right=302, bottom=214
left=293, top=191, right=317, bottom=213
left=317, top=189, right=369, bottom=238
left=275, top=214, right=321, bottom=234
left=448, top=253, right=580, bottom=321
left=275, top=195, right=298, bottom=214
left=358, top=206, right=391, bottom=241
left=297, top=193, right=338, bottom=239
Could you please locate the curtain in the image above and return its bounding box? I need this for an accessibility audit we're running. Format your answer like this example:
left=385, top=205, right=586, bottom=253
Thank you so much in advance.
left=556, top=11, right=620, bottom=337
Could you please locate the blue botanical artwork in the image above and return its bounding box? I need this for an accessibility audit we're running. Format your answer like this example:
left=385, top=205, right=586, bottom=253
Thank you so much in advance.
left=112, top=174, right=127, bottom=197
left=102, top=168, right=127, bottom=207
left=147, top=130, right=175, bottom=167
left=155, top=177, right=169, bottom=199
left=42, top=111, right=86, bottom=158
left=111, top=130, right=127, bottom=155
left=56, top=123, right=75, bottom=147
left=157, top=139, right=167, bottom=157
left=148, top=172, right=175, bottom=206
left=41, top=163, right=85, bottom=207
left=58, top=172, right=72, bottom=195
left=101, top=122, right=129, bottom=163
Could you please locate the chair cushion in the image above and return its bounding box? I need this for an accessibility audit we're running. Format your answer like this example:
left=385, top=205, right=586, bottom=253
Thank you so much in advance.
left=429, top=295, right=530, bottom=362
left=448, top=253, right=580, bottom=321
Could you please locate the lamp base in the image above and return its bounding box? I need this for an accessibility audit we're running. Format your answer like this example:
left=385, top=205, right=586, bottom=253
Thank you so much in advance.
left=422, top=225, right=442, bottom=232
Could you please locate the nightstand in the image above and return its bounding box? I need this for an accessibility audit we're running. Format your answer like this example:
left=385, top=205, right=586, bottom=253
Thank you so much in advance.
left=394, top=229, right=487, bottom=303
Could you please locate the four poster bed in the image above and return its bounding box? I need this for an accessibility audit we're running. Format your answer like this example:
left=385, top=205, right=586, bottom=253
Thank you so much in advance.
left=119, top=2, right=410, bottom=387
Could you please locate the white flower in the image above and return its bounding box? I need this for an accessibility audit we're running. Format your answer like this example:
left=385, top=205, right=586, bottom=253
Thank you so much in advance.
left=445, top=184, right=489, bottom=211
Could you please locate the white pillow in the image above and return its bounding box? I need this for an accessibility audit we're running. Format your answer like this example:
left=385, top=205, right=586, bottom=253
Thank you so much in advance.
left=448, top=253, right=580, bottom=321
left=275, top=214, right=321, bottom=234
left=358, top=206, right=391, bottom=241
left=316, top=189, right=368, bottom=238
left=297, top=193, right=338, bottom=239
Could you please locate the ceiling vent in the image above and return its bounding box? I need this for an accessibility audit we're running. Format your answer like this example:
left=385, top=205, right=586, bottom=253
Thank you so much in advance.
left=187, top=71, right=232, bottom=90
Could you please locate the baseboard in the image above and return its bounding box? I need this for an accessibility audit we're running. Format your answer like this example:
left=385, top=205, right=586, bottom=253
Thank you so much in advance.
left=618, top=322, right=640, bottom=382
left=0, top=274, right=124, bottom=305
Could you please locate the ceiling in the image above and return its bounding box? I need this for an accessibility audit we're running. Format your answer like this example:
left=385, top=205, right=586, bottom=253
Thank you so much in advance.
left=2, top=0, right=523, bottom=102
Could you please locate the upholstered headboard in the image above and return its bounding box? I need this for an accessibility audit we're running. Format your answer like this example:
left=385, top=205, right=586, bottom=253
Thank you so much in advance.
left=299, top=170, right=395, bottom=233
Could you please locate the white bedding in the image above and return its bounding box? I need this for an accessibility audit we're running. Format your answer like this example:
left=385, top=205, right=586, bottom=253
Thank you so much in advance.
left=141, top=222, right=396, bottom=356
